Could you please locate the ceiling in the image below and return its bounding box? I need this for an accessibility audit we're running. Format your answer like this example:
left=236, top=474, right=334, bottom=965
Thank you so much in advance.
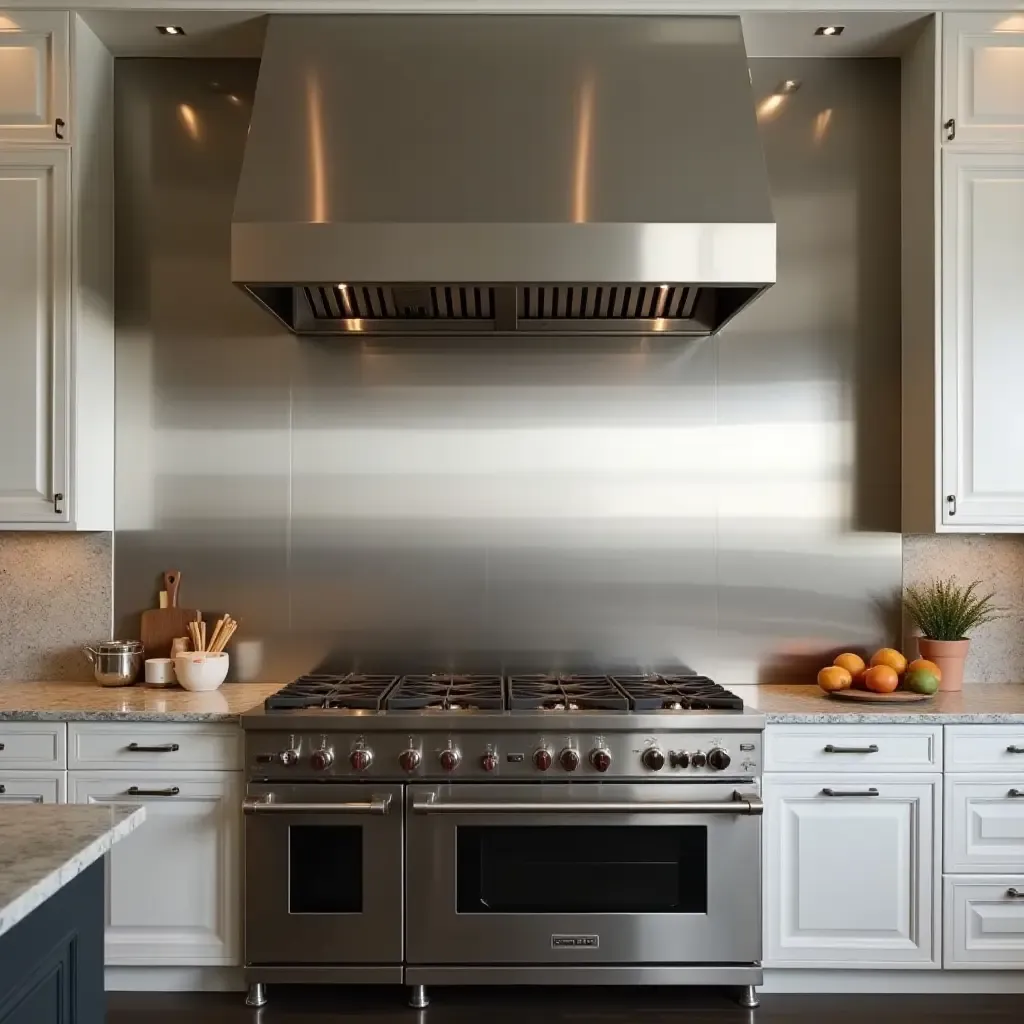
left=82, top=9, right=931, bottom=58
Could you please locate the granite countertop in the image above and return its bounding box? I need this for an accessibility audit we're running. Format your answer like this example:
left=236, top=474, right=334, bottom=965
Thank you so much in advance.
left=0, top=804, right=145, bottom=939
left=734, top=682, right=1024, bottom=724
left=0, top=682, right=283, bottom=722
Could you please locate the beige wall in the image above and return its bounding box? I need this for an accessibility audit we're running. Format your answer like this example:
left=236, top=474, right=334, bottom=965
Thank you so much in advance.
left=903, top=535, right=1024, bottom=684
left=0, top=533, right=112, bottom=680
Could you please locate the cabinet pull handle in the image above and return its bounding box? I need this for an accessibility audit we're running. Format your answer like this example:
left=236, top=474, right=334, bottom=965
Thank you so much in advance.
left=53, top=492, right=64, bottom=515
left=821, top=787, right=880, bottom=798
left=126, top=742, right=180, bottom=753
left=1008, top=888, right=1024, bottom=899
left=943, top=118, right=955, bottom=141
left=946, top=494, right=956, bottom=516
left=1007, top=746, right=1024, bottom=754
left=0, top=743, right=5, bottom=751
left=55, top=118, right=65, bottom=140
left=1008, top=789, right=1024, bottom=798
left=0, top=785, right=5, bottom=794
left=823, top=744, right=879, bottom=754
left=126, top=786, right=180, bottom=797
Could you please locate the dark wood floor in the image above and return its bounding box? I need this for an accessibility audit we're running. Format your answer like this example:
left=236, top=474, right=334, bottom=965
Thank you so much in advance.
left=107, top=987, right=1024, bottom=1023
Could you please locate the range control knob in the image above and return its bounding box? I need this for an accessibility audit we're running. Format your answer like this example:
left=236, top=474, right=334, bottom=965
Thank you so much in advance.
left=642, top=747, right=666, bottom=772
left=669, top=751, right=691, bottom=769
left=590, top=748, right=612, bottom=773
left=349, top=748, right=373, bottom=772
left=279, top=748, right=299, bottom=767
left=690, top=750, right=708, bottom=768
left=481, top=752, right=498, bottom=772
left=439, top=748, right=462, bottom=772
left=310, top=746, right=335, bottom=771
left=560, top=748, right=580, bottom=772
left=533, top=748, right=553, bottom=772
left=398, top=749, right=421, bottom=774
left=707, top=747, right=732, bottom=771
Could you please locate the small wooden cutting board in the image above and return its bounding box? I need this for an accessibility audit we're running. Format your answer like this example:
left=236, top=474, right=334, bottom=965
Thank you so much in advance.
left=140, top=571, right=199, bottom=659
left=829, top=688, right=933, bottom=704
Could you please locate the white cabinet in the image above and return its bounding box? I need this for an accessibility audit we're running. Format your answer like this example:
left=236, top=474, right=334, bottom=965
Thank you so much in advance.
left=0, top=11, right=69, bottom=144
left=70, top=771, right=241, bottom=966
left=0, top=770, right=64, bottom=803
left=940, top=151, right=1024, bottom=528
left=945, top=775, right=1024, bottom=873
left=763, top=775, right=940, bottom=967
left=944, top=14, right=1024, bottom=147
left=0, top=146, right=69, bottom=523
left=944, top=876, right=1024, bottom=968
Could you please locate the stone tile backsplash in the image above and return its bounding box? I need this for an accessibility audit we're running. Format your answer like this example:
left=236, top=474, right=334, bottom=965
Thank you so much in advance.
left=0, top=533, right=112, bottom=680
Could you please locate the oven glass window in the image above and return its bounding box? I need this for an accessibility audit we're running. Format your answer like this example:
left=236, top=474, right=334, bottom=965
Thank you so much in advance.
left=456, top=826, right=707, bottom=914
left=289, top=826, right=362, bottom=913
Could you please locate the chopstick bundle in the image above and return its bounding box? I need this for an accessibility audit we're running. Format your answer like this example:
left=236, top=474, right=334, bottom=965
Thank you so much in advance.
left=210, top=616, right=238, bottom=653
left=186, top=612, right=239, bottom=653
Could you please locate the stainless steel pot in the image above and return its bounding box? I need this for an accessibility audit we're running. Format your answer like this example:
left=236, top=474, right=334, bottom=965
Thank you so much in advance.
left=83, top=641, right=145, bottom=687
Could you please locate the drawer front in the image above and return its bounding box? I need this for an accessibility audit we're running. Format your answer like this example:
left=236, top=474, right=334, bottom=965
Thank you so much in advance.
left=68, top=723, right=240, bottom=771
left=0, top=770, right=65, bottom=804
left=0, top=723, right=66, bottom=769
left=945, top=726, right=1024, bottom=772
left=766, top=725, right=942, bottom=773
left=945, top=775, right=1024, bottom=872
left=944, top=876, right=1024, bottom=968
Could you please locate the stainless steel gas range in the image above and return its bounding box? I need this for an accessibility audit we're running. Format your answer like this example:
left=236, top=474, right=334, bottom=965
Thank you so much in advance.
left=240, top=673, right=765, bottom=1011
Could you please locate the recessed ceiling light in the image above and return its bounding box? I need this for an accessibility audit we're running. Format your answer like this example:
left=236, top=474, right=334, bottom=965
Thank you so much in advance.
left=815, top=25, right=845, bottom=37
left=157, top=25, right=185, bottom=36
left=777, top=79, right=802, bottom=95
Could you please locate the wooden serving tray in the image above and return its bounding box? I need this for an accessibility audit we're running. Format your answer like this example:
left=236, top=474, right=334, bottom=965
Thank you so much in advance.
left=828, top=688, right=934, bottom=704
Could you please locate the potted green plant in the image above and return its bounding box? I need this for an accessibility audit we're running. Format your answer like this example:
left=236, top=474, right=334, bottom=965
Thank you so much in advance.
left=903, top=578, right=1001, bottom=691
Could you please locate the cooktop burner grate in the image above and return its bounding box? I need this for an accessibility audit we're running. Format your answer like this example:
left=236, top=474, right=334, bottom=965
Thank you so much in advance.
left=611, top=675, right=744, bottom=712
left=507, top=675, right=630, bottom=711
left=264, top=674, right=400, bottom=710
left=386, top=674, right=505, bottom=711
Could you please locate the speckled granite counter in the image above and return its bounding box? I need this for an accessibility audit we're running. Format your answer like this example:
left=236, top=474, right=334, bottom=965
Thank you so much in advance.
left=0, top=681, right=283, bottom=722
left=0, top=804, right=144, bottom=939
left=735, top=683, right=1024, bottom=724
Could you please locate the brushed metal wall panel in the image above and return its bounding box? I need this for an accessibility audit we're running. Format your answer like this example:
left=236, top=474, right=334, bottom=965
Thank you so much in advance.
left=114, top=56, right=901, bottom=685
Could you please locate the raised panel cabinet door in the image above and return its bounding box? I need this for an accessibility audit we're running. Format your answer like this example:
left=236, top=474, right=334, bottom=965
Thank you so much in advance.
left=941, top=151, right=1024, bottom=528
left=944, top=14, right=1024, bottom=147
left=944, top=876, right=1024, bottom=968
left=0, top=12, right=69, bottom=143
left=0, top=147, right=69, bottom=524
left=0, top=771, right=64, bottom=804
left=763, top=775, right=940, bottom=967
left=945, top=775, right=1024, bottom=872
left=69, top=772, right=241, bottom=966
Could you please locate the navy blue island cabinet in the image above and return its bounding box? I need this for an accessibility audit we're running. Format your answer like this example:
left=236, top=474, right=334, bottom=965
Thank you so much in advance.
left=0, top=859, right=105, bottom=1024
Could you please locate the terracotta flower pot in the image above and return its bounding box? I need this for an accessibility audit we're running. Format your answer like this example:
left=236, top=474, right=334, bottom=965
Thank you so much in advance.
left=917, top=637, right=971, bottom=692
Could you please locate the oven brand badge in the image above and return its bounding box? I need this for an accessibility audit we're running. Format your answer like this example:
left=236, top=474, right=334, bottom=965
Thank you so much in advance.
left=551, top=934, right=599, bottom=949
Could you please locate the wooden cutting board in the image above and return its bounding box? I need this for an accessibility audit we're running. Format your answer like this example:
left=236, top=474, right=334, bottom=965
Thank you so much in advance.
left=828, top=688, right=933, bottom=704
left=140, top=571, right=200, bottom=659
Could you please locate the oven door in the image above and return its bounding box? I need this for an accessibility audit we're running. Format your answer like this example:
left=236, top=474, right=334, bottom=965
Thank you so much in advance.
left=406, top=782, right=761, bottom=966
left=244, top=783, right=403, bottom=965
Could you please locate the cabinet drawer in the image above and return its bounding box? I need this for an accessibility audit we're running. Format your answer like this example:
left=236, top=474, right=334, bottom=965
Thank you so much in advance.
left=945, top=726, right=1024, bottom=772
left=0, top=770, right=65, bottom=803
left=944, top=876, right=1024, bottom=968
left=945, top=775, right=1024, bottom=872
left=0, top=723, right=66, bottom=769
left=766, top=725, right=941, bottom=773
left=68, top=723, right=240, bottom=771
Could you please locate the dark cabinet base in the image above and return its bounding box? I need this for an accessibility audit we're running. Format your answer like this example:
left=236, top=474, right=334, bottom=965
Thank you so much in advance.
left=0, top=858, right=105, bottom=1024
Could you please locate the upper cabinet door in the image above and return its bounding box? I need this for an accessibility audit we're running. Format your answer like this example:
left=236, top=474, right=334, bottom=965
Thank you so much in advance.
left=0, top=12, right=69, bottom=143
left=944, top=14, right=1024, bottom=147
left=941, top=151, right=1024, bottom=528
left=0, top=147, right=69, bottom=524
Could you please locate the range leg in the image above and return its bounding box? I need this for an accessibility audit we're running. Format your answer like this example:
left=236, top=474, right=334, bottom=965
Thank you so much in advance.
left=736, top=985, right=759, bottom=1009
left=408, top=984, right=430, bottom=1009
left=246, top=982, right=268, bottom=1007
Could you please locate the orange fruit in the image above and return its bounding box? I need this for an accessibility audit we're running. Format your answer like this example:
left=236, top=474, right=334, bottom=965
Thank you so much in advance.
left=863, top=664, right=899, bottom=693
left=870, top=648, right=907, bottom=675
left=907, top=658, right=942, bottom=681
left=834, top=652, right=867, bottom=679
left=817, top=666, right=853, bottom=693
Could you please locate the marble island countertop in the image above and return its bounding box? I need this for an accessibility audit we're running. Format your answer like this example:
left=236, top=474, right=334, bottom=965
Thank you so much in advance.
left=0, top=804, right=145, bottom=939
left=733, top=682, right=1024, bottom=723
left=0, top=681, right=283, bottom=722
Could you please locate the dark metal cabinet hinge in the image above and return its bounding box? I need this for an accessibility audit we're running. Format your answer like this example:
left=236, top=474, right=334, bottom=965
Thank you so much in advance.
left=944, top=118, right=956, bottom=141
left=946, top=494, right=957, bottom=516
left=53, top=492, right=64, bottom=514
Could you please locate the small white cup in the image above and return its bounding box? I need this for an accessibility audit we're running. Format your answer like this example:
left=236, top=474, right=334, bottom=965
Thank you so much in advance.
left=144, top=657, right=176, bottom=687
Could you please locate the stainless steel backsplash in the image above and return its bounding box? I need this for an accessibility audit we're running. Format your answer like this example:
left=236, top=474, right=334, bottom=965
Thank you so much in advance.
left=114, top=56, right=902, bottom=685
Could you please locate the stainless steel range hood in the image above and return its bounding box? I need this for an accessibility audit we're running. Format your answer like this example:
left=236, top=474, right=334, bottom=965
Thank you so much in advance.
left=232, top=15, right=776, bottom=337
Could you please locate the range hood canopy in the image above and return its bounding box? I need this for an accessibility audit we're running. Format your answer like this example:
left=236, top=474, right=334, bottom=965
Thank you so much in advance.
left=232, top=15, right=776, bottom=337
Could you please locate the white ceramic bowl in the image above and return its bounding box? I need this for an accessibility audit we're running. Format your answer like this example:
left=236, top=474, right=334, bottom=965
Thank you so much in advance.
left=174, top=652, right=229, bottom=691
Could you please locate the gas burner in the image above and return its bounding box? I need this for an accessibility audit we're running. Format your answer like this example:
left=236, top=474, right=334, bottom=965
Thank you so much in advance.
left=508, top=675, right=629, bottom=712
left=387, top=675, right=504, bottom=711
left=612, top=675, right=744, bottom=712
left=264, top=674, right=400, bottom=711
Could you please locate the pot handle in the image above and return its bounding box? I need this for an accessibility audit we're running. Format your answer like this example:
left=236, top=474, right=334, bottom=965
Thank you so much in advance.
left=82, top=646, right=98, bottom=665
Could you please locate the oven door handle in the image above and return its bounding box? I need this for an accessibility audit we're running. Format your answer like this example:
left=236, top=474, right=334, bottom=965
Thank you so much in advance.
left=411, top=792, right=763, bottom=816
left=242, top=794, right=392, bottom=815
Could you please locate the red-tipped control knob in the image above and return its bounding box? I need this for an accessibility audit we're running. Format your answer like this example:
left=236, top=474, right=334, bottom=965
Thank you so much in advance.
left=534, top=749, right=553, bottom=771
left=560, top=748, right=580, bottom=772
left=481, top=752, right=498, bottom=772
left=310, top=747, right=335, bottom=771
left=398, top=749, right=421, bottom=773
left=590, top=748, right=612, bottom=772
left=349, top=748, right=372, bottom=772
left=439, top=748, right=461, bottom=772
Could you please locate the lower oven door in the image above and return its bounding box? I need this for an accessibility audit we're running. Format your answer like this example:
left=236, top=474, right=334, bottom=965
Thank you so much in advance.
left=406, top=782, right=761, bottom=966
left=244, top=783, right=403, bottom=965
